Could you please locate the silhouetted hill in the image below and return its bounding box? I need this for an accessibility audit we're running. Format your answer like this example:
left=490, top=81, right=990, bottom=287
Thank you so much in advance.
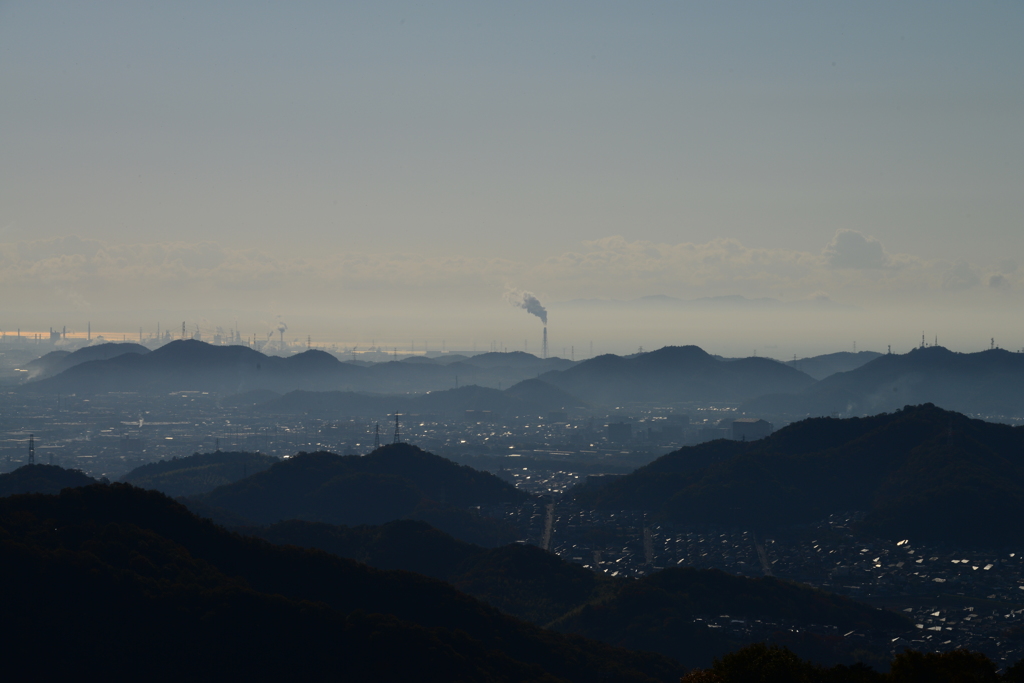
left=551, top=566, right=908, bottom=669
left=252, top=518, right=611, bottom=626
left=461, top=351, right=576, bottom=370
left=576, top=404, right=1024, bottom=547
left=253, top=518, right=482, bottom=580
left=0, top=464, right=96, bottom=496
left=747, top=346, right=1024, bottom=417
left=20, top=340, right=585, bottom=397
left=120, top=451, right=279, bottom=497
left=20, top=349, right=70, bottom=378
left=22, top=341, right=150, bottom=380
left=504, top=378, right=589, bottom=412
left=0, top=484, right=681, bottom=681
left=785, top=350, right=883, bottom=381
left=191, top=443, right=529, bottom=546
left=22, top=339, right=366, bottom=394
left=251, top=516, right=908, bottom=669
left=541, top=346, right=815, bottom=405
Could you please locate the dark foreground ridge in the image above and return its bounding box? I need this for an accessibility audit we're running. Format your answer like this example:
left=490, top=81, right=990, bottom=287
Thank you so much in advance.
left=0, top=484, right=682, bottom=682
left=254, top=518, right=911, bottom=670
left=0, top=463, right=96, bottom=496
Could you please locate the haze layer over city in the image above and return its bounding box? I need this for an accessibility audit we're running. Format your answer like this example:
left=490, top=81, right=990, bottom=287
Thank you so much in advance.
left=4, top=3, right=1024, bottom=681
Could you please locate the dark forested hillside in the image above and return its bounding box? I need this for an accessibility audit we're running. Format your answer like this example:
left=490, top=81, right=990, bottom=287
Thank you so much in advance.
left=575, top=404, right=1024, bottom=547
left=0, top=484, right=681, bottom=682
left=551, top=566, right=908, bottom=670
left=120, top=450, right=279, bottom=497
left=0, top=463, right=96, bottom=496
left=251, top=518, right=613, bottom=626
left=248, top=516, right=911, bottom=669
left=191, top=443, right=528, bottom=546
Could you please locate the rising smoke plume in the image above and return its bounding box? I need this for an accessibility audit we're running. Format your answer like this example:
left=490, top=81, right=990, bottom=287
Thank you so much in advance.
left=505, top=287, right=547, bottom=324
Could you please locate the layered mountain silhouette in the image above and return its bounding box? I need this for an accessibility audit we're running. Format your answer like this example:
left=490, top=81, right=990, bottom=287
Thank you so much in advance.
left=21, top=340, right=1023, bottom=417
left=22, top=340, right=358, bottom=394
left=0, top=484, right=682, bottom=681
left=188, top=443, right=528, bottom=546
left=575, top=404, right=1024, bottom=547
left=784, top=350, right=883, bottom=381
left=120, top=451, right=279, bottom=497
left=0, top=463, right=96, bottom=496
left=746, top=346, right=1024, bottom=417
left=540, top=346, right=814, bottom=405
left=22, top=341, right=149, bottom=380
left=252, top=517, right=907, bottom=669
left=19, top=340, right=580, bottom=396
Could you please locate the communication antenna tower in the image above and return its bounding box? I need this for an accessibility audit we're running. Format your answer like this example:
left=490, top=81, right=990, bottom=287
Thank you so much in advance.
left=374, top=423, right=381, bottom=450
left=392, top=414, right=401, bottom=444
left=28, top=434, right=35, bottom=465
left=182, top=322, right=187, bottom=340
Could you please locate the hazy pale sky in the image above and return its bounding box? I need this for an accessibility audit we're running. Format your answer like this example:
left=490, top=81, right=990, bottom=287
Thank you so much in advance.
left=1, top=2, right=1022, bottom=356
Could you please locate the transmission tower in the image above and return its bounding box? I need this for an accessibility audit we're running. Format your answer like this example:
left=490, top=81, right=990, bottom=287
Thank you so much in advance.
left=28, top=434, right=35, bottom=465
left=373, top=423, right=380, bottom=450
left=393, top=414, right=401, bottom=444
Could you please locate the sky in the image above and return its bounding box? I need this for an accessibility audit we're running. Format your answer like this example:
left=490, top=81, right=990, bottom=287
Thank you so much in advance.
left=1, top=2, right=1022, bottom=357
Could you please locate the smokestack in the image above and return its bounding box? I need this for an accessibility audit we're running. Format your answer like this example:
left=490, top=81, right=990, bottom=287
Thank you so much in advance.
left=87, top=322, right=91, bottom=342
left=543, top=327, right=547, bottom=359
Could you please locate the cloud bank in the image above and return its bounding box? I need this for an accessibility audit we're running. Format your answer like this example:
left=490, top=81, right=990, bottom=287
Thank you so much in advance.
left=0, top=231, right=1017, bottom=316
